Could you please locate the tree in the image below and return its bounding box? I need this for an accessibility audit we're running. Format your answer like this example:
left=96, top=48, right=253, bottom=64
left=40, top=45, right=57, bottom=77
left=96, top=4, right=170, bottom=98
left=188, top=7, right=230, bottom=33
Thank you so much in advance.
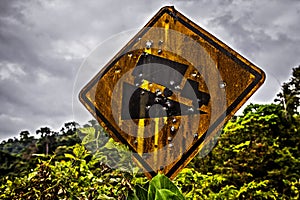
left=275, top=65, right=300, bottom=119
left=36, top=127, right=57, bottom=155
left=187, top=102, right=299, bottom=199
left=19, top=131, right=34, bottom=144
left=19, top=131, right=30, bottom=142
left=186, top=65, right=300, bottom=199
left=60, top=121, right=79, bottom=136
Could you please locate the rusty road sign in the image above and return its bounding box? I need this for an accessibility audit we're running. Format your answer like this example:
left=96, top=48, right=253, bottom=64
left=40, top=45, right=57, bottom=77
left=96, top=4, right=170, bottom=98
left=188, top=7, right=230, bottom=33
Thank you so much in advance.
left=79, top=6, right=265, bottom=179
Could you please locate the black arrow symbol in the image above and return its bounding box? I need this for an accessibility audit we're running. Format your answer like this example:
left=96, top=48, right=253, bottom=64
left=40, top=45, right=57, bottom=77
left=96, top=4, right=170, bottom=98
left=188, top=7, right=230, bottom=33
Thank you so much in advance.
left=121, top=54, right=210, bottom=120
left=121, top=82, right=209, bottom=120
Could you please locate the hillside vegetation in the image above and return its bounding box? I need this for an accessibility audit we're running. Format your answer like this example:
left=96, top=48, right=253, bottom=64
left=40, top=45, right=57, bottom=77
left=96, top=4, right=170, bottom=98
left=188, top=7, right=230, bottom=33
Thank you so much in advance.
left=0, top=66, right=299, bottom=199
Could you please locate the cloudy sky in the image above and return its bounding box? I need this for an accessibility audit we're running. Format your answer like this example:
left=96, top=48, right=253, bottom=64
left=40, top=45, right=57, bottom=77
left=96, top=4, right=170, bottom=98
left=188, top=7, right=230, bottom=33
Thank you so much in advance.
left=0, top=0, right=300, bottom=141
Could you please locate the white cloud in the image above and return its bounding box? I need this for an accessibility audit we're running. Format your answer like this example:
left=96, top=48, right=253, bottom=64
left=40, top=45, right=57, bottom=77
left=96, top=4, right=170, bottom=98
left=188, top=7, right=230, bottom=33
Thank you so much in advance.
left=0, top=62, right=26, bottom=81
left=51, top=40, right=90, bottom=61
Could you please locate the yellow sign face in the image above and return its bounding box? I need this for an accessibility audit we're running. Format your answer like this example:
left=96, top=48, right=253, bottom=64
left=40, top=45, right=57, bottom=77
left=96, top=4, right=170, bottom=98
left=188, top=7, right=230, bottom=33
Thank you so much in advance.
left=79, top=6, right=265, bottom=179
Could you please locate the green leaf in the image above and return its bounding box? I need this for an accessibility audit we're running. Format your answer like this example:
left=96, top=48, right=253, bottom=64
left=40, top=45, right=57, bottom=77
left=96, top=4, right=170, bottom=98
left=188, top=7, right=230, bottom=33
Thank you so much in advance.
left=73, top=144, right=85, bottom=158
left=79, top=127, right=96, bottom=144
left=127, top=192, right=139, bottom=200
left=79, top=127, right=95, bottom=135
left=64, top=153, right=75, bottom=160
left=104, top=138, right=117, bottom=149
left=127, top=184, right=148, bottom=200
left=97, top=194, right=115, bottom=200
left=233, top=140, right=251, bottom=152
left=135, top=184, right=148, bottom=200
left=128, top=184, right=149, bottom=200
left=155, top=189, right=183, bottom=200
left=148, top=173, right=185, bottom=200
left=27, top=171, right=38, bottom=181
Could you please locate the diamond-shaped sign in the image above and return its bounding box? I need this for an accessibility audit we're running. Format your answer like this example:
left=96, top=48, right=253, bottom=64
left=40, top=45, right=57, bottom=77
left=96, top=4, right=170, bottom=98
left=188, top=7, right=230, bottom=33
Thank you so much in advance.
left=79, top=6, right=265, bottom=179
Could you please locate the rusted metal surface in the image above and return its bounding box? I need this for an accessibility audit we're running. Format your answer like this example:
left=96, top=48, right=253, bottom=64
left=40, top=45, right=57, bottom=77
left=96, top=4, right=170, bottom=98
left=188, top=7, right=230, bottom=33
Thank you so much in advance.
left=79, top=6, right=265, bottom=179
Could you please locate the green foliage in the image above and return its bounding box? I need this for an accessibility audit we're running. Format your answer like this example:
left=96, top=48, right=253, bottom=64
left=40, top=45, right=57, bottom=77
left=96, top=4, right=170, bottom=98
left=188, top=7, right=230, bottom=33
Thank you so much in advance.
left=129, top=173, right=185, bottom=200
left=188, top=102, right=299, bottom=199
left=173, top=168, right=262, bottom=200
left=0, top=66, right=300, bottom=199
left=0, top=144, right=130, bottom=199
left=78, top=126, right=137, bottom=172
left=276, top=65, right=300, bottom=117
left=148, top=173, right=185, bottom=200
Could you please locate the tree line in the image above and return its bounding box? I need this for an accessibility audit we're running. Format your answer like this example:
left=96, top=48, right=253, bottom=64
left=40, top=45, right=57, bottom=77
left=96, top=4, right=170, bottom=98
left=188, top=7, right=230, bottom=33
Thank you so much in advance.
left=0, top=66, right=299, bottom=199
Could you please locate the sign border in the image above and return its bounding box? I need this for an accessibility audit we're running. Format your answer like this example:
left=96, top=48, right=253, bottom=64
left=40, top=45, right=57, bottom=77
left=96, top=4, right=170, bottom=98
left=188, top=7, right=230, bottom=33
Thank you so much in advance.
left=79, top=6, right=265, bottom=179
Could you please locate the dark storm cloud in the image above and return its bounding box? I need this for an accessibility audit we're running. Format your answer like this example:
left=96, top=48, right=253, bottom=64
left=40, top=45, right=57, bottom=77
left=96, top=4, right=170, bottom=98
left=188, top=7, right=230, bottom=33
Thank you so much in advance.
left=0, top=0, right=82, bottom=139
left=178, top=0, right=300, bottom=103
left=1, top=0, right=300, bottom=140
left=0, top=0, right=164, bottom=140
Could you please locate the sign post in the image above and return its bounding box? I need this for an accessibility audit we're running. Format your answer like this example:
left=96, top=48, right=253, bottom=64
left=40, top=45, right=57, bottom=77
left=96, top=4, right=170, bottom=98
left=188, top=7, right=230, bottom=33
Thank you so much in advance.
left=79, top=6, right=265, bottom=179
